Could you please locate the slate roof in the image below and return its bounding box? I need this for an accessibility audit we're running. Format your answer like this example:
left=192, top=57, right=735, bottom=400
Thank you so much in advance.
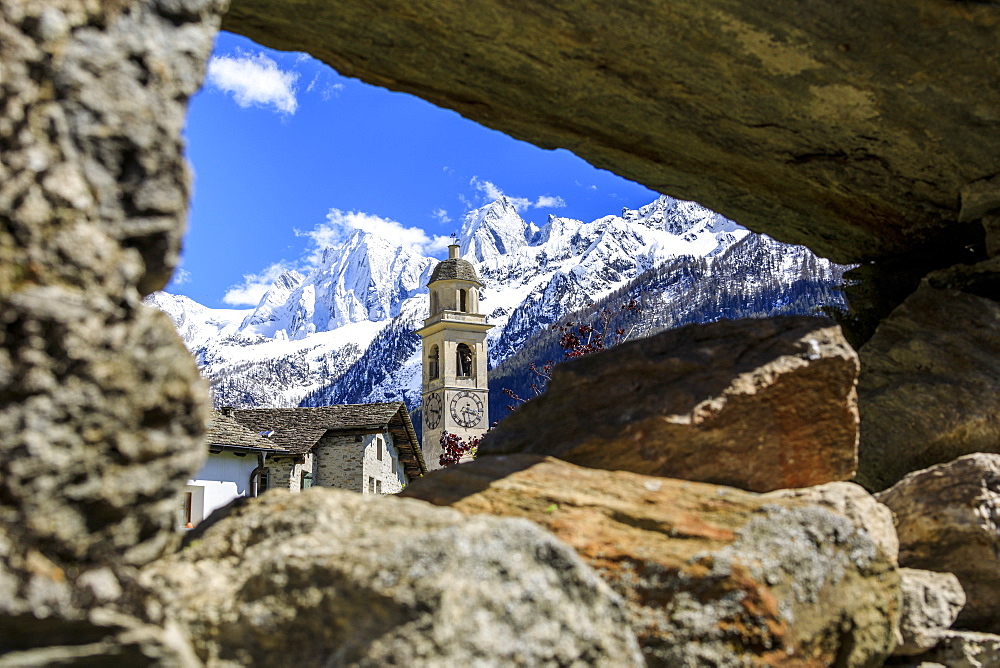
left=226, top=403, right=427, bottom=478
left=429, top=257, right=481, bottom=285
left=206, top=410, right=287, bottom=452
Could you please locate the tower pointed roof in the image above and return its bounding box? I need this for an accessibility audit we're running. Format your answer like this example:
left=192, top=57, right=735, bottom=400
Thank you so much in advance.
left=429, top=244, right=482, bottom=286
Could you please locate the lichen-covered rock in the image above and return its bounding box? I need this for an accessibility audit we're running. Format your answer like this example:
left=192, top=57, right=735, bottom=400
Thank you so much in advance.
left=892, top=568, right=966, bottom=656
left=764, top=481, right=899, bottom=565
left=0, top=0, right=224, bottom=658
left=479, top=316, right=859, bottom=493
left=857, top=272, right=1000, bottom=491
left=402, top=455, right=901, bottom=667
left=876, top=454, right=1000, bottom=633
left=0, top=524, right=202, bottom=664
left=141, top=489, right=643, bottom=667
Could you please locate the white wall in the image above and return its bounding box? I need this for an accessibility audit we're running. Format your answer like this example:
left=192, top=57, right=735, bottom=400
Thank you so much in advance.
left=187, top=451, right=260, bottom=524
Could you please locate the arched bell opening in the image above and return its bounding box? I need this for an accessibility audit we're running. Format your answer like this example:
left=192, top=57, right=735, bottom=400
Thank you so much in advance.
left=456, top=343, right=474, bottom=378
left=428, top=344, right=440, bottom=380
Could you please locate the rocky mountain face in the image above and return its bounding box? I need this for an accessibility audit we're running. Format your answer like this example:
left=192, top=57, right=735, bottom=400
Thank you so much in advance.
left=150, top=195, right=849, bottom=415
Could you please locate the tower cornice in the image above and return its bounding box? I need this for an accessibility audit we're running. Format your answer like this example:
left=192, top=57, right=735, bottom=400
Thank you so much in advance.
left=416, top=312, right=494, bottom=337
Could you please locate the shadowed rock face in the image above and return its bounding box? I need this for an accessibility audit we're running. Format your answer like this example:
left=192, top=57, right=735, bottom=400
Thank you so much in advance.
left=857, top=264, right=1000, bottom=491
left=224, top=0, right=1000, bottom=265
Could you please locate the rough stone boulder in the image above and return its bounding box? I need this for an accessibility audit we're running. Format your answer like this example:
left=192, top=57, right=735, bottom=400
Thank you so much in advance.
left=141, top=489, right=643, bottom=666
left=763, top=481, right=899, bottom=564
left=479, top=316, right=859, bottom=493
left=402, top=455, right=901, bottom=667
left=876, top=454, right=1000, bottom=633
left=1, top=0, right=224, bottom=659
left=892, top=568, right=966, bottom=657
left=857, top=265, right=1000, bottom=491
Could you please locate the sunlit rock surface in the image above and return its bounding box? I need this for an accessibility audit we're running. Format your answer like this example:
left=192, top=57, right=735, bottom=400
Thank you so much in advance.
left=142, top=489, right=643, bottom=666
left=403, top=455, right=901, bottom=667
left=479, top=316, right=859, bottom=492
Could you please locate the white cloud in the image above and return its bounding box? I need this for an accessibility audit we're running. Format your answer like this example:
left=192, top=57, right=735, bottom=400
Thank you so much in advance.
left=432, top=208, right=452, bottom=226
left=223, top=262, right=293, bottom=306
left=320, top=82, right=345, bottom=101
left=299, top=209, right=451, bottom=261
left=469, top=177, right=531, bottom=212
left=469, top=177, right=567, bottom=213
left=166, top=267, right=191, bottom=288
left=206, top=52, right=299, bottom=115
left=534, top=195, right=566, bottom=209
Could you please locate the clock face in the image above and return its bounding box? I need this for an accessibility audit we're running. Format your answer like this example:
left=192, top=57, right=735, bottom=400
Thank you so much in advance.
left=450, top=390, right=484, bottom=428
left=425, top=392, right=443, bottom=430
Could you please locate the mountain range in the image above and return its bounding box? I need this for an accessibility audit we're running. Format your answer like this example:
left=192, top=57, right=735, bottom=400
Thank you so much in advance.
left=148, top=195, right=849, bottom=424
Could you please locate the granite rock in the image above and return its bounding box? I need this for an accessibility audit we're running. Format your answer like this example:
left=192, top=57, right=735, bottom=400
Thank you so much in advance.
left=893, top=568, right=966, bottom=657
left=857, top=273, right=1000, bottom=491
left=905, top=631, right=1000, bottom=668
left=141, top=489, right=643, bottom=666
left=0, top=0, right=223, bottom=659
left=764, top=481, right=899, bottom=565
left=479, top=316, right=859, bottom=493
left=403, top=455, right=901, bottom=667
left=876, top=454, right=1000, bottom=633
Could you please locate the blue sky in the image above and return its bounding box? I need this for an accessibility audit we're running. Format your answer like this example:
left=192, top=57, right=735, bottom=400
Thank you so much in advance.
left=173, top=31, right=659, bottom=308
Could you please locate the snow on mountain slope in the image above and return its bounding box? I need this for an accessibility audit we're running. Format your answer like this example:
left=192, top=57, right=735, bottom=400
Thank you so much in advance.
left=239, top=231, right=434, bottom=341
left=146, top=292, right=250, bottom=352
left=151, top=194, right=847, bottom=412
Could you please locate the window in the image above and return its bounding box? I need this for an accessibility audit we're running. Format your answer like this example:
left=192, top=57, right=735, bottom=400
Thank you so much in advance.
left=178, top=492, right=193, bottom=529
left=459, top=288, right=468, bottom=312
left=376, top=437, right=383, bottom=461
left=177, top=486, right=204, bottom=529
left=429, top=345, right=440, bottom=380
left=430, top=290, right=439, bottom=315
left=300, top=470, right=312, bottom=490
left=375, top=479, right=382, bottom=494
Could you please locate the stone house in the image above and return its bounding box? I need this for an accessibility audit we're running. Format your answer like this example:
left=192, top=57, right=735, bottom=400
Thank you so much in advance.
left=182, top=403, right=427, bottom=528
left=226, top=402, right=427, bottom=496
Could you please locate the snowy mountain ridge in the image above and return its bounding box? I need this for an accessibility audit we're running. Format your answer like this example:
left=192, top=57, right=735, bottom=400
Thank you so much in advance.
left=149, top=195, right=846, bottom=411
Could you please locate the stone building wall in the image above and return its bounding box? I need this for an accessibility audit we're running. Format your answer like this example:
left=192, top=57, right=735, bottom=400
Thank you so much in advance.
left=268, top=453, right=313, bottom=493
left=313, top=433, right=407, bottom=494
left=314, top=434, right=365, bottom=493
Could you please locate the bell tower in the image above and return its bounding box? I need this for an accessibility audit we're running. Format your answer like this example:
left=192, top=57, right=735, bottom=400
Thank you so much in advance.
left=417, top=244, right=493, bottom=469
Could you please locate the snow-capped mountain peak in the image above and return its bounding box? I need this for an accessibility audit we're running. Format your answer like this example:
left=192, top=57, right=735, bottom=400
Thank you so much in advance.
left=150, top=194, right=847, bottom=414
left=459, top=196, right=530, bottom=262
left=239, top=230, right=434, bottom=341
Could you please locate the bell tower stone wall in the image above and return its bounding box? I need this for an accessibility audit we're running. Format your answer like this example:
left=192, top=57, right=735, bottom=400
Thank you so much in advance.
left=417, top=245, right=493, bottom=469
